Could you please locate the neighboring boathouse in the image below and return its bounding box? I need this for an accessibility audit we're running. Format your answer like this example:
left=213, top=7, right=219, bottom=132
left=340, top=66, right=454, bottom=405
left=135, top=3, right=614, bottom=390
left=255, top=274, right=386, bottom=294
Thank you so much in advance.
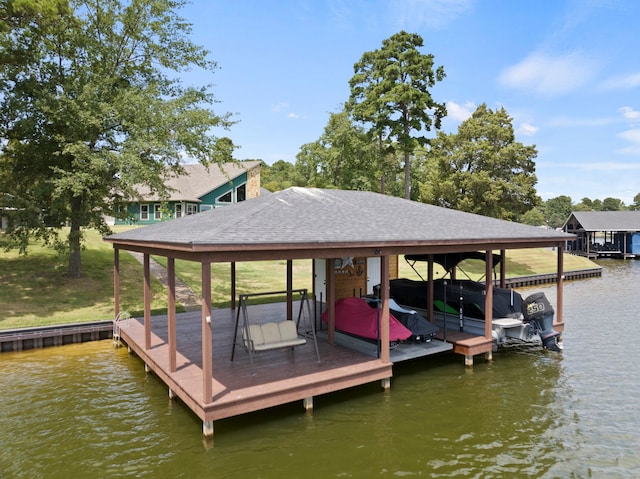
left=104, top=187, right=574, bottom=437
left=563, top=211, right=640, bottom=259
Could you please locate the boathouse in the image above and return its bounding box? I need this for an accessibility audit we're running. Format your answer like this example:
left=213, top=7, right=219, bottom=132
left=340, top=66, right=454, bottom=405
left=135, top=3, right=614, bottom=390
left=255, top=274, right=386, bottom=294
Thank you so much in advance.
left=563, top=211, right=640, bottom=259
left=104, top=187, right=574, bottom=437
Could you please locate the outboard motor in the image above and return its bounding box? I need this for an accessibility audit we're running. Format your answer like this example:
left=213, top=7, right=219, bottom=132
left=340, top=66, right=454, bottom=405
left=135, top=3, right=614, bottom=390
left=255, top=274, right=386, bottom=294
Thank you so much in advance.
left=522, top=292, right=562, bottom=352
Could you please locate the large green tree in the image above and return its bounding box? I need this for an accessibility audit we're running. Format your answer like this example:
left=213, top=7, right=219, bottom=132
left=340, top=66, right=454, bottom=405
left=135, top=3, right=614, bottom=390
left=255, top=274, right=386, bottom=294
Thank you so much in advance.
left=347, top=31, right=446, bottom=199
left=295, top=110, right=379, bottom=191
left=544, top=195, right=573, bottom=228
left=420, top=104, right=539, bottom=220
left=0, top=0, right=233, bottom=277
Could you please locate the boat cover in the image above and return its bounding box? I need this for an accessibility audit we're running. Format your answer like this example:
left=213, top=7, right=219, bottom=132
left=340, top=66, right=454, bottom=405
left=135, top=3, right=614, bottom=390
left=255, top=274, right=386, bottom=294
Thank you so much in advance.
left=389, top=278, right=524, bottom=319
left=378, top=298, right=438, bottom=342
left=321, top=297, right=412, bottom=341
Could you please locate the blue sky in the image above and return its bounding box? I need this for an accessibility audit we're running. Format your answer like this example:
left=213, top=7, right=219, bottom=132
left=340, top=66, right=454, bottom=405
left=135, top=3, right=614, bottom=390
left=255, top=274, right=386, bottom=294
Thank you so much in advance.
left=179, top=0, right=640, bottom=205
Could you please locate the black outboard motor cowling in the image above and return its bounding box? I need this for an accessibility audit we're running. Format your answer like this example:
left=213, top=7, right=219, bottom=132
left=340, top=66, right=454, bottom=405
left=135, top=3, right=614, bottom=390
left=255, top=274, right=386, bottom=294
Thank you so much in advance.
left=522, top=292, right=561, bottom=351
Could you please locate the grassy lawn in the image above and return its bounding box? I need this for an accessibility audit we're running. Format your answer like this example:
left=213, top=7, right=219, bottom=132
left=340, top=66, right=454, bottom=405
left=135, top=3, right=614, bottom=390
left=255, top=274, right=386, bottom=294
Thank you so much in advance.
left=1, top=227, right=599, bottom=330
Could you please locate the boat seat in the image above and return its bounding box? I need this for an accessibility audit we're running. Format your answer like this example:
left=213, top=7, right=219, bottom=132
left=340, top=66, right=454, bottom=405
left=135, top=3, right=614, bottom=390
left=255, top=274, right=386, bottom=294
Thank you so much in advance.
left=492, top=318, right=523, bottom=329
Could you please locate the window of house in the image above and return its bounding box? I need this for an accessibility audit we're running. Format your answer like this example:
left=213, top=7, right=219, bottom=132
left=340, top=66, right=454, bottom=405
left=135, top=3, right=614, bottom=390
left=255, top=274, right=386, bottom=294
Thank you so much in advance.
left=140, top=204, right=149, bottom=221
left=217, top=191, right=232, bottom=204
left=175, top=204, right=183, bottom=218
left=200, top=205, right=213, bottom=212
left=236, top=183, right=246, bottom=202
left=154, top=203, right=162, bottom=220
left=186, top=203, right=198, bottom=215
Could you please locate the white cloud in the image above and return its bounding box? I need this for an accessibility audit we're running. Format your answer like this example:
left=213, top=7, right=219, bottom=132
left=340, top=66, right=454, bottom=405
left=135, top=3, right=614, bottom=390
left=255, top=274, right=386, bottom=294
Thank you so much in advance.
left=517, top=122, right=538, bottom=136
left=546, top=115, right=615, bottom=128
left=392, top=0, right=474, bottom=30
left=287, top=112, right=300, bottom=119
left=271, top=102, right=288, bottom=113
left=446, top=100, right=475, bottom=121
left=601, top=72, right=640, bottom=90
left=620, top=106, right=640, bottom=121
left=617, top=128, right=640, bottom=155
left=579, top=160, right=640, bottom=171
left=498, top=51, right=598, bottom=97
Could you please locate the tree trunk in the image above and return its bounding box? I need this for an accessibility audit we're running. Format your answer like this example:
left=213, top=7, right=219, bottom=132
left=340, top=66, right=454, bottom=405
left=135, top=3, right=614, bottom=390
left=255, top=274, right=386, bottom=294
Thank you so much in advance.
left=404, top=151, right=410, bottom=199
left=68, top=196, right=83, bottom=278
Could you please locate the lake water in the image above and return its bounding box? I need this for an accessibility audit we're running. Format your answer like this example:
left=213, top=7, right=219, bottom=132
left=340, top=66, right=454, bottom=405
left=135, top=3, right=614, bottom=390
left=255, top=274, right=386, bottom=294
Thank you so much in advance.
left=1, top=260, right=640, bottom=478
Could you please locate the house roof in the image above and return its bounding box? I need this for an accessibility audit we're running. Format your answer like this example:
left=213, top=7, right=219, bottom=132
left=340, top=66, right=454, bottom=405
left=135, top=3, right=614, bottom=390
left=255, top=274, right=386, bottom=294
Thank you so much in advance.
left=564, top=211, right=640, bottom=232
left=105, top=188, right=573, bottom=261
left=134, top=161, right=261, bottom=202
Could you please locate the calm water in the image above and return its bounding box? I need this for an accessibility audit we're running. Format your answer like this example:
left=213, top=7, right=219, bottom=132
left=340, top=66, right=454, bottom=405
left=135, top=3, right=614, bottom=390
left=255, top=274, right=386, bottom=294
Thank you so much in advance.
left=1, top=260, right=640, bottom=478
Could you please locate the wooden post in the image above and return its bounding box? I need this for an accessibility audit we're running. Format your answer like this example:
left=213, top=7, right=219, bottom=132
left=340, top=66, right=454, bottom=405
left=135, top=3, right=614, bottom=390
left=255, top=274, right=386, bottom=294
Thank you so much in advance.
left=427, top=254, right=434, bottom=323
left=484, top=250, right=493, bottom=343
left=201, top=261, right=213, bottom=403
left=287, top=260, right=293, bottom=321
left=203, top=420, right=214, bottom=438
left=500, top=249, right=506, bottom=288
left=556, top=244, right=564, bottom=327
left=230, top=262, right=236, bottom=311
left=168, top=257, right=177, bottom=372
left=378, top=254, right=391, bottom=364
left=143, top=253, right=151, bottom=350
left=114, top=247, right=120, bottom=318
left=327, top=259, right=335, bottom=345
left=303, top=396, right=313, bottom=411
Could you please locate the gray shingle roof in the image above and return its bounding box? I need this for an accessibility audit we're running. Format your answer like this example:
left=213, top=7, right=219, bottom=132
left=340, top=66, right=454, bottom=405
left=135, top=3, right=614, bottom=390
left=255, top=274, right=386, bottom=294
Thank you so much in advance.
left=106, top=188, right=573, bottom=253
left=567, top=211, right=640, bottom=231
left=133, top=161, right=261, bottom=202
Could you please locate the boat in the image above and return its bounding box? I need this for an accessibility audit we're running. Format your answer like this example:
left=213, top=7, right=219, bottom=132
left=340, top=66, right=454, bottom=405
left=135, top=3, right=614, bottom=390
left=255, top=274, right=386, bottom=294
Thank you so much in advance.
left=385, top=253, right=562, bottom=352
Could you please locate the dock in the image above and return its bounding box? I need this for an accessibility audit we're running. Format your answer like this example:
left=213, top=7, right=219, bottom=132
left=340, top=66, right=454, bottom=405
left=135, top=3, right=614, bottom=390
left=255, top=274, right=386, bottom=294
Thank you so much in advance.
left=114, top=302, right=494, bottom=436
left=0, top=321, right=113, bottom=353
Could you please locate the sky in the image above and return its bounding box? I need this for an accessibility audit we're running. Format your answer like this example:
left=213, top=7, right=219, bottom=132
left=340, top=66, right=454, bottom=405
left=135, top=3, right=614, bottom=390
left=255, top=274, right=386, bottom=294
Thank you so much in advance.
left=178, top=0, right=640, bottom=205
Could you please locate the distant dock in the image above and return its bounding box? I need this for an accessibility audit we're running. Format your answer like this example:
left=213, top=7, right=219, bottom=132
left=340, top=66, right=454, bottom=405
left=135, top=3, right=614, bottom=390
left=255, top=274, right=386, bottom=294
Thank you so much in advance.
left=501, top=267, right=603, bottom=288
left=0, top=321, right=113, bottom=353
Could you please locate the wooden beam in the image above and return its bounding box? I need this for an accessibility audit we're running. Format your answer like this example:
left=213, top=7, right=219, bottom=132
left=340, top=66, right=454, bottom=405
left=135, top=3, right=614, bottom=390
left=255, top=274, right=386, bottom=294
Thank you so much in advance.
left=379, top=255, right=390, bottom=364
left=484, top=250, right=493, bottom=341
left=230, top=262, right=236, bottom=310
left=427, top=254, right=434, bottom=323
left=114, top=247, right=120, bottom=318
left=556, top=244, right=564, bottom=326
left=500, top=249, right=506, bottom=288
left=287, top=259, right=293, bottom=321
left=168, top=257, right=177, bottom=372
left=201, top=261, right=213, bottom=403
left=143, top=253, right=151, bottom=350
left=327, top=259, right=335, bottom=345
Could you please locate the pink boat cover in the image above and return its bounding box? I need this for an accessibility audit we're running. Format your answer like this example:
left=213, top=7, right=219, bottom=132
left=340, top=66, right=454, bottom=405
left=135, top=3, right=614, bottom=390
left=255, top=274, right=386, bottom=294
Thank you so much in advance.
left=321, top=297, right=412, bottom=341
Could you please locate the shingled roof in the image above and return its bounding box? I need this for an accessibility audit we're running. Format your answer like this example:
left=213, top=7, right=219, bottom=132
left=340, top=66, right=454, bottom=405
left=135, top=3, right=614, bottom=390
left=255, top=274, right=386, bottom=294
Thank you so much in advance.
left=565, top=211, right=640, bottom=232
left=132, top=161, right=261, bottom=202
left=105, top=188, right=573, bottom=259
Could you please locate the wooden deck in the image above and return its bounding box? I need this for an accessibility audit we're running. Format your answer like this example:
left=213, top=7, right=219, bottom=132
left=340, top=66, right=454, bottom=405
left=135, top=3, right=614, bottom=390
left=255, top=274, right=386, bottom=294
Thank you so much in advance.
left=116, top=303, right=393, bottom=427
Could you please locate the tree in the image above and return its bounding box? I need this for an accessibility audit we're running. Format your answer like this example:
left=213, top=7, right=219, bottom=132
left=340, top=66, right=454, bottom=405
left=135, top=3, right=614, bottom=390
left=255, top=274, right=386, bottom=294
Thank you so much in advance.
left=347, top=31, right=446, bottom=199
left=520, top=208, right=546, bottom=226
left=544, top=195, right=573, bottom=229
left=420, top=104, right=539, bottom=220
left=0, top=0, right=233, bottom=277
left=601, top=197, right=624, bottom=211
left=260, top=160, right=299, bottom=192
left=295, top=110, right=379, bottom=191
left=630, top=193, right=640, bottom=211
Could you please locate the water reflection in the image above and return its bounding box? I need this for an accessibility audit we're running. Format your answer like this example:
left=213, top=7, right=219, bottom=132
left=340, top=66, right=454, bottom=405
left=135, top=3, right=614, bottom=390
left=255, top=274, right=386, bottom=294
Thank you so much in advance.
left=1, top=260, right=640, bottom=478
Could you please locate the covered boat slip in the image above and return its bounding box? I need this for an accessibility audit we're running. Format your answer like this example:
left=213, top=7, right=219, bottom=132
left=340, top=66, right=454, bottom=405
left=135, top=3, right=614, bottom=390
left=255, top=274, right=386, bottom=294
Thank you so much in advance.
left=105, top=187, right=574, bottom=437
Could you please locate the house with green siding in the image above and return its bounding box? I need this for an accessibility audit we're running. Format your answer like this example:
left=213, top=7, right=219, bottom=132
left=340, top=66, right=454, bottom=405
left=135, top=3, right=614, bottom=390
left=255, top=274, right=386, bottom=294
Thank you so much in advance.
left=114, top=161, right=262, bottom=225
